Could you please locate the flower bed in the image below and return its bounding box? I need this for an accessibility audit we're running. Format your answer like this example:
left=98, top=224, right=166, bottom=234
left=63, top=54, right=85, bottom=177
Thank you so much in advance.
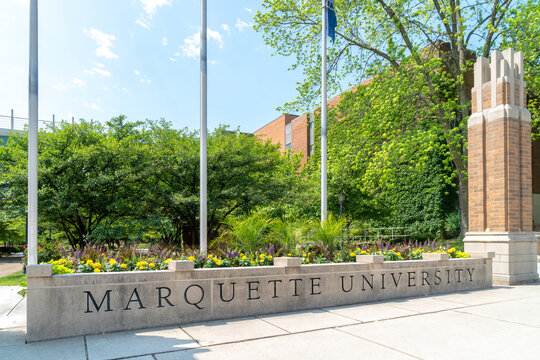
left=43, top=242, right=470, bottom=274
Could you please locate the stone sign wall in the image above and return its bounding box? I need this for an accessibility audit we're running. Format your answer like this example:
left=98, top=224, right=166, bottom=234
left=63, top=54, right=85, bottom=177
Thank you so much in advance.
left=27, top=255, right=493, bottom=342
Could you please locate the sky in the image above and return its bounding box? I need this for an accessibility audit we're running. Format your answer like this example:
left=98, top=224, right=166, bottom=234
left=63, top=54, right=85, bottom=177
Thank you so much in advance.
left=0, top=0, right=305, bottom=133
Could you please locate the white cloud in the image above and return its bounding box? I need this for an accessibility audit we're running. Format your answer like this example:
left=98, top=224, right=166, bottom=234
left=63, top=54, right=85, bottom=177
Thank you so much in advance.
left=72, top=78, right=85, bottom=87
left=140, top=0, right=171, bottom=18
left=161, top=37, right=168, bottom=46
left=139, top=78, right=151, bottom=84
left=54, top=78, right=86, bottom=90
left=235, top=19, right=251, bottom=32
left=169, top=57, right=176, bottom=62
left=134, top=70, right=140, bottom=75
left=179, top=29, right=223, bottom=59
left=221, top=24, right=230, bottom=33
left=86, top=66, right=112, bottom=76
left=135, top=19, right=151, bottom=31
left=84, top=28, right=118, bottom=59
left=244, top=8, right=253, bottom=13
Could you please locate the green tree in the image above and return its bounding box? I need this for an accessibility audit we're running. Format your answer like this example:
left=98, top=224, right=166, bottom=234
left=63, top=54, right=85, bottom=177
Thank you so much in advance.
left=0, top=118, right=148, bottom=249
left=143, top=125, right=296, bottom=247
left=255, top=0, right=538, bottom=236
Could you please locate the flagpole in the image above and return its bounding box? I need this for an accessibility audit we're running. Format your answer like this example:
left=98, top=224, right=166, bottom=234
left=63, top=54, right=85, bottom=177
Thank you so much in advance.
left=200, top=0, right=208, bottom=253
left=28, top=0, right=38, bottom=265
left=321, top=0, right=328, bottom=223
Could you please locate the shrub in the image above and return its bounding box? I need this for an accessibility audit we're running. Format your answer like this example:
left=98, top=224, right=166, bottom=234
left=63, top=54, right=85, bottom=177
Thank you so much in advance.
left=221, top=212, right=271, bottom=253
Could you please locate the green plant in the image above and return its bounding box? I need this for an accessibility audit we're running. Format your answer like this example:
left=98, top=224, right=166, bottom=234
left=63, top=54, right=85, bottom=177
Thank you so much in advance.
left=308, top=214, right=346, bottom=252
left=270, top=219, right=305, bottom=252
left=222, top=212, right=271, bottom=253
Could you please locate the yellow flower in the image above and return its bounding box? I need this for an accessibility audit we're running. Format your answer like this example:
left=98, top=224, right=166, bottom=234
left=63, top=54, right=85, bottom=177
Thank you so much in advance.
left=188, top=256, right=196, bottom=262
left=250, top=260, right=256, bottom=265
left=94, top=263, right=102, bottom=269
left=215, top=260, right=222, bottom=266
left=87, top=259, right=93, bottom=265
left=68, top=259, right=73, bottom=264
left=396, top=252, right=401, bottom=257
left=121, top=264, right=127, bottom=269
left=164, top=258, right=172, bottom=264
left=149, top=263, right=155, bottom=268
left=306, top=258, right=310, bottom=263
left=356, top=248, right=361, bottom=251
left=139, top=266, right=144, bottom=270
left=308, top=252, right=311, bottom=256
left=448, top=247, right=456, bottom=253
left=240, top=253, right=244, bottom=256
left=360, top=250, right=367, bottom=255
left=241, top=255, right=247, bottom=260
left=80, top=260, right=85, bottom=265
left=259, top=254, right=265, bottom=259
left=268, top=255, right=273, bottom=259
left=287, top=253, right=292, bottom=257
left=93, top=268, right=100, bottom=273
left=207, top=254, right=213, bottom=258
left=109, top=259, right=117, bottom=265
left=350, top=252, right=355, bottom=257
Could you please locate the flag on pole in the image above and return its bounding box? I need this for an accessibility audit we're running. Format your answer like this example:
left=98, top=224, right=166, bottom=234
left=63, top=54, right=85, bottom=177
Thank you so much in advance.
left=326, top=0, right=337, bottom=42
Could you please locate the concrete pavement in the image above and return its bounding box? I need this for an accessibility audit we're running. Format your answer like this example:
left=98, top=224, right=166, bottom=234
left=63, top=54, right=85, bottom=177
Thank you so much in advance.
left=0, top=253, right=24, bottom=278
left=1, top=278, right=540, bottom=360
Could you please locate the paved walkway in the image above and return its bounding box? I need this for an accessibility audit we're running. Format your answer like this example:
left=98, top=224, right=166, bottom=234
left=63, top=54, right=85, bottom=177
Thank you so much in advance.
left=0, top=253, right=23, bottom=278
left=1, top=279, right=540, bottom=360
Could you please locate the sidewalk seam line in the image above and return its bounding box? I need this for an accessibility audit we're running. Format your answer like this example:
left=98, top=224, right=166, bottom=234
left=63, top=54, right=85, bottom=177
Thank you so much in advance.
left=84, top=335, right=89, bottom=360
left=178, top=325, right=202, bottom=347
left=454, top=309, right=540, bottom=328
left=254, top=315, right=292, bottom=334
left=335, top=327, right=424, bottom=360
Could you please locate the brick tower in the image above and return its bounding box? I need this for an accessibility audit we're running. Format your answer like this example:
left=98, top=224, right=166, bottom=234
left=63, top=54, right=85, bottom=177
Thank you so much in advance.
left=464, top=48, right=538, bottom=285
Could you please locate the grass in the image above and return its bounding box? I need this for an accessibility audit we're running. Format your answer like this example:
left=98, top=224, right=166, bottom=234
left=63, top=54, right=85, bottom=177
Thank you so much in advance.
left=0, top=271, right=26, bottom=286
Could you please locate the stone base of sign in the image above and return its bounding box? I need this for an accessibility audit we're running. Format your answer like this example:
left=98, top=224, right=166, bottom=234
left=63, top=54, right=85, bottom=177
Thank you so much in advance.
left=26, top=256, right=492, bottom=342
left=464, top=232, right=539, bottom=285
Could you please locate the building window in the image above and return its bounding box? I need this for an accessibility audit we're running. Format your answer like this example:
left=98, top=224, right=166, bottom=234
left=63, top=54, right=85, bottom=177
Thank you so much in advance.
left=285, top=123, right=292, bottom=149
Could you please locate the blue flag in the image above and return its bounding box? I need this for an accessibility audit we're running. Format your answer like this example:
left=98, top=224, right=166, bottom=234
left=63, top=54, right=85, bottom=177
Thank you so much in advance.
left=326, top=0, right=337, bottom=42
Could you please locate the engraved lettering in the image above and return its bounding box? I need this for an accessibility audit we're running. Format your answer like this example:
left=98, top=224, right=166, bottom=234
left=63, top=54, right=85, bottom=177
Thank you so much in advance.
left=381, top=273, right=386, bottom=290
left=391, top=272, right=402, bottom=287
left=157, top=287, right=174, bottom=308
left=340, top=275, right=354, bottom=293
left=361, top=274, right=374, bottom=291
left=289, top=278, right=302, bottom=296
left=184, top=284, right=205, bottom=309
left=84, top=290, right=113, bottom=313
left=268, top=279, right=282, bottom=298
left=408, top=272, right=416, bottom=287
left=217, top=282, right=236, bottom=303
left=124, top=288, right=146, bottom=310
left=447, top=269, right=451, bottom=284
left=467, top=268, right=475, bottom=282
left=247, top=281, right=260, bottom=300
left=434, top=270, right=442, bottom=285
left=456, top=269, right=464, bottom=283
left=421, top=271, right=430, bottom=286
left=310, top=277, right=321, bottom=295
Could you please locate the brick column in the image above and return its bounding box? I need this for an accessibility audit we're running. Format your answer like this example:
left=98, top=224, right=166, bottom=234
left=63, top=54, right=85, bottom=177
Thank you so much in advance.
left=464, top=48, right=538, bottom=285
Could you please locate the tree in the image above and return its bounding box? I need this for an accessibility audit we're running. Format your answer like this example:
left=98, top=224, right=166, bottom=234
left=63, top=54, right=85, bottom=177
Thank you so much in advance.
left=143, top=124, right=296, bottom=248
left=0, top=118, right=148, bottom=249
left=255, top=0, right=538, bottom=236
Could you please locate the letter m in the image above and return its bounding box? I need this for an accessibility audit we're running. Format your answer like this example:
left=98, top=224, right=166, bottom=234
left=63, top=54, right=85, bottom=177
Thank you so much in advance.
left=84, top=290, right=113, bottom=313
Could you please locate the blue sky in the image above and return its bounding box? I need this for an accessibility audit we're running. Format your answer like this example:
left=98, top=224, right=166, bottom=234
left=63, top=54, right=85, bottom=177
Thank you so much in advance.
left=0, top=0, right=305, bottom=133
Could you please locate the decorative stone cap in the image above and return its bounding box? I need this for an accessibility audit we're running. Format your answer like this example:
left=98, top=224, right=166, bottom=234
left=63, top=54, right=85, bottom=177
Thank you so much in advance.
left=273, top=257, right=302, bottom=267
left=168, top=260, right=194, bottom=272
left=421, top=253, right=449, bottom=261
left=467, top=251, right=495, bottom=259
left=356, top=255, right=384, bottom=263
left=26, top=264, right=53, bottom=278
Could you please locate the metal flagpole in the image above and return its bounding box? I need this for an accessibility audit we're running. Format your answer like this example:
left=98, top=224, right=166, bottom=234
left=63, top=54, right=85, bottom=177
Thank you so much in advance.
left=200, top=0, right=208, bottom=253
left=320, top=0, right=328, bottom=222
left=28, top=0, right=38, bottom=265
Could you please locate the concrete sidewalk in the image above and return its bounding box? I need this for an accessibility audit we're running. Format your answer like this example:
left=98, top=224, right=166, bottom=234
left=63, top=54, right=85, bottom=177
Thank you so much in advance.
left=1, top=280, right=539, bottom=360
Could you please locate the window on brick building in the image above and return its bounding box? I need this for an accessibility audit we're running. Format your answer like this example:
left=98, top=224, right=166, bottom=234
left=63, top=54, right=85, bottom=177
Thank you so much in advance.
left=285, top=123, right=292, bottom=149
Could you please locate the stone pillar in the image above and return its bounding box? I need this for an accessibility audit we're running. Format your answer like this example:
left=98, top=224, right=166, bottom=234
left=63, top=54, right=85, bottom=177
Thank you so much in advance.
left=464, top=48, right=538, bottom=285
